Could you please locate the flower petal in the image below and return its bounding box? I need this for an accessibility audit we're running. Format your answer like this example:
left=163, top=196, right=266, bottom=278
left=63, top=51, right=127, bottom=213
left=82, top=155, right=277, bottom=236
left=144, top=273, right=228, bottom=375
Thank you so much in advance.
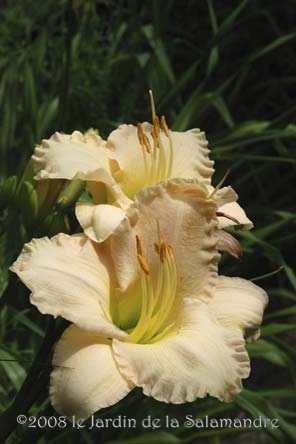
left=50, top=325, right=133, bottom=419
left=168, top=128, right=214, bottom=182
left=209, top=185, right=253, bottom=230
left=32, top=131, right=110, bottom=181
left=208, top=276, right=268, bottom=341
left=113, top=298, right=250, bottom=404
left=217, top=201, right=253, bottom=230
left=10, top=233, right=126, bottom=339
left=217, top=230, right=242, bottom=259
left=111, top=179, right=219, bottom=302
left=212, top=186, right=238, bottom=208
left=76, top=202, right=126, bottom=242
left=107, top=124, right=214, bottom=198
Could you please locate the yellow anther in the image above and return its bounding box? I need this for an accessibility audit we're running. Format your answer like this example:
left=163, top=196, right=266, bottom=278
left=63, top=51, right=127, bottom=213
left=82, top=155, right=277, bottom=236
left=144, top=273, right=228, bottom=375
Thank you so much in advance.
left=161, top=115, right=169, bottom=137
left=137, top=123, right=145, bottom=145
left=153, top=115, right=160, bottom=134
left=136, top=234, right=144, bottom=256
left=150, top=126, right=160, bottom=148
left=137, top=123, right=151, bottom=154
left=143, top=134, right=151, bottom=154
left=137, top=254, right=150, bottom=275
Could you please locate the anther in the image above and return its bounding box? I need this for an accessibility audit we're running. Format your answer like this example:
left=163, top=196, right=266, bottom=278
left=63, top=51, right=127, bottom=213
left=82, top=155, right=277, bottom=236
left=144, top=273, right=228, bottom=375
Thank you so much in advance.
left=143, top=133, right=151, bottom=153
left=137, top=123, right=145, bottom=145
left=137, top=254, right=150, bottom=275
left=153, top=116, right=160, bottom=134
left=138, top=123, right=151, bottom=153
left=150, top=127, right=160, bottom=148
left=136, top=234, right=144, bottom=256
left=161, top=115, right=169, bottom=137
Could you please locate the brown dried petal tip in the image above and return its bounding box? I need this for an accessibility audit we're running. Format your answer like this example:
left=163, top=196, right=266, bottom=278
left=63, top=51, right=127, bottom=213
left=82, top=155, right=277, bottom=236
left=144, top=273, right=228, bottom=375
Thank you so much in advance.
left=218, top=230, right=242, bottom=260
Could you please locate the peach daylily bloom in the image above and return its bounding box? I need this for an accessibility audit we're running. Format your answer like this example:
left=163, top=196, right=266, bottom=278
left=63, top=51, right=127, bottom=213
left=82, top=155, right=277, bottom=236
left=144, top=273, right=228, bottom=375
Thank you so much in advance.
left=11, top=180, right=267, bottom=419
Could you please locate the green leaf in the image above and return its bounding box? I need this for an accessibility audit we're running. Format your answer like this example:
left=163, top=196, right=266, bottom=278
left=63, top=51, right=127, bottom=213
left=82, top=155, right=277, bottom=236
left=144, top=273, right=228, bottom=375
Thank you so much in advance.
left=19, top=181, right=39, bottom=227
left=261, top=323, right=296, bottom=336
left=247, top=340, right=292, bottom=368
left=248, top=32, right=296, bottom=63
left=0, top=348, right=26, bottom=390
left=23, top=62, right=37, bottom=111
left=236, top=390, right=296, bottom=442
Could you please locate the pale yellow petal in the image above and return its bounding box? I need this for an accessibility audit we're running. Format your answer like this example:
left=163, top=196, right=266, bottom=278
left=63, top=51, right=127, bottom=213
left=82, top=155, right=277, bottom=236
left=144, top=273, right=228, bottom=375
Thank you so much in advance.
left=111, top=179, right=219, bottom=302
left=107, top=124, right=214, bottom=198
left=208, top=185, right=253, bottom=230
left=107, top=124, right=148, bottom=198
left=168, top=128, right=214, bottom=182
left=212, top=186, right=238, bottom=208
left=113, top=299, right=249, bottom=404
left=76, top=202, right=126, bottom=242
left=32, top=131, right=111, bottom=181
left=10, top=233, right=126, bottom=339
left=208, top=276, right=268, bottom=342
left=50, top=325, right=133, bottom=419
left=218, top=201, right=253, bottom=230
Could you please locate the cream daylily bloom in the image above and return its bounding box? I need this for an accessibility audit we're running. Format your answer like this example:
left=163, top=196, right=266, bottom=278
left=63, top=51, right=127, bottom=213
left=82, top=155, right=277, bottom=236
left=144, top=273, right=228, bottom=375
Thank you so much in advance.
left=32, top=112, right=251, bottom=242
left=11, top=180, right=267, bottom=419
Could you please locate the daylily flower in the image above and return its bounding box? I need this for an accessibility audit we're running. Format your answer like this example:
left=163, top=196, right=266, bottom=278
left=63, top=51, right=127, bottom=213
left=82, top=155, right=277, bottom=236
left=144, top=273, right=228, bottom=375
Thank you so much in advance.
left=11, top=180, right=267, bottom=419
left=32, top=98, right=252, bottom=243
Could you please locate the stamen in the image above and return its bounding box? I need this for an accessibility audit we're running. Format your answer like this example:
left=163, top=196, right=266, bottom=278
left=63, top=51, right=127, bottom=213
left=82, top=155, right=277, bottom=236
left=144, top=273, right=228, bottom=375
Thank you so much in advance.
left=161, top=115, right=169, bottom=137
left=137, top=122, right=144, bottom=145
left=143, top=135, right=152, bottom=154
left=136, top=234, right=144, bottom=255
left=137, top=254, right=150, bottom=275
left=128, top=271, right=150, bottom=343
left=161, top=115, right=174, bottom=178
left=209, top=169, right=231, bottom=199
left=129, top=230, right=178, bottom=344
left=146, top=240, right=177, bottom=342
left=137, top=123, right=151, bottom=153
left=150, top=126, right=160, bottom=148
left=140, top=94, right=176, bottom=187
left=151, top=116, right=166, bottom=182
left=153, top=115, right=160, bottom=135
left=167, top=244, right=176, bottom=263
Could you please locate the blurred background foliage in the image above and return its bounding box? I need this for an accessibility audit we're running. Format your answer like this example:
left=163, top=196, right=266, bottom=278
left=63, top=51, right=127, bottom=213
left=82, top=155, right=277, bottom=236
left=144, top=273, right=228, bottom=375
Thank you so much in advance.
left=0, top=0, right=296, bottom=443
